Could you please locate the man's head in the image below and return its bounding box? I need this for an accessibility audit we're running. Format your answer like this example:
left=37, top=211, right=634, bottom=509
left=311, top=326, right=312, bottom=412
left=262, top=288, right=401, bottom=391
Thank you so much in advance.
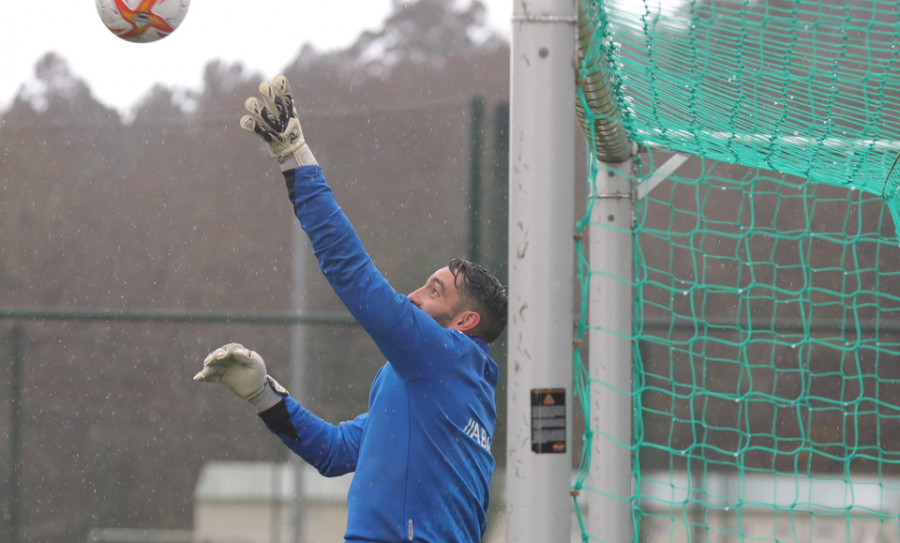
left=408, top=258, right=508, bottom=343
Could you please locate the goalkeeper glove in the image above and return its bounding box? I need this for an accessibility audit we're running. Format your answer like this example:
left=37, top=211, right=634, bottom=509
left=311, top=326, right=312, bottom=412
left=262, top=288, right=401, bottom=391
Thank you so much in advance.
left=194, top=343, right=288, bottom=411
left=240, top=75, right=317, bottom=169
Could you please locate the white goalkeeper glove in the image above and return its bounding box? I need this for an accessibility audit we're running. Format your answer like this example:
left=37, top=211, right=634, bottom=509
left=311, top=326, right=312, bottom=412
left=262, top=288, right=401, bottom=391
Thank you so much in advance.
left=194, top=343, right=288, bottom=411
left=240, top=75, right=317, bottom=169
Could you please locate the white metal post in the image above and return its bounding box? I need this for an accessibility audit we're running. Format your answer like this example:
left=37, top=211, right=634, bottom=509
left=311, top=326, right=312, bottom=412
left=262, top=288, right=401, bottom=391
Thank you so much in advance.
left=506, top=0, right=577, bottom=541
left=589, top=161, right=634, bottom=542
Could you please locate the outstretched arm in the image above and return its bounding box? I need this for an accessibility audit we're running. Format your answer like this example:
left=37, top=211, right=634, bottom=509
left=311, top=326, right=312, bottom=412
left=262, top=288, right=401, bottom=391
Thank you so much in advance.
left=239, top=75, right=467, bottom=381
left=194, top=343, right=363, bottom=476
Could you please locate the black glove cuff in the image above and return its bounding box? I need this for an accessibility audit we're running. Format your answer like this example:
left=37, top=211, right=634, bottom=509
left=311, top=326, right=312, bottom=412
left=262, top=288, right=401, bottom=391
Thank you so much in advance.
left=283, top=168, right=297, bottom=204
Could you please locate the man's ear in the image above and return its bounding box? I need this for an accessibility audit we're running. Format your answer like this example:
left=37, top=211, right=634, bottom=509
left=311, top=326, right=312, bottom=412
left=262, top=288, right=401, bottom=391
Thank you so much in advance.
left=454, top=310, right=481, bottom=334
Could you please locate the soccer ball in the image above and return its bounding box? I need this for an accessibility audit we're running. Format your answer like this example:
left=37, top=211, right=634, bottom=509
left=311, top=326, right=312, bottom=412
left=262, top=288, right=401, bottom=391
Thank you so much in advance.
left=95, top=0, right=190, bottom=43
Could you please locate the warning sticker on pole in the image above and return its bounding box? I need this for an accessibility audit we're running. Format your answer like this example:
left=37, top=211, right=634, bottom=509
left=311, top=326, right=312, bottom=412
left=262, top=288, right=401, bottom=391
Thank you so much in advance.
left=530, top=388, right=566, bottom=453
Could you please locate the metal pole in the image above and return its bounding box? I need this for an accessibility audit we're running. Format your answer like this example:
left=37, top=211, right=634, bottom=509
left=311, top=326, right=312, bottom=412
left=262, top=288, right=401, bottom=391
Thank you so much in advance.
left=506, top=0, right=576, bottom=540
left=491, top=102, right=510, bottom=287
left=469, top=97, right=485, bottom=264
left=290, top=221, right=309, bottom=543
left=589, top=161, right=634, bottom=542
left=9, top=325, right=24, bottom=543
left=0, top=307, right=355, bottom=326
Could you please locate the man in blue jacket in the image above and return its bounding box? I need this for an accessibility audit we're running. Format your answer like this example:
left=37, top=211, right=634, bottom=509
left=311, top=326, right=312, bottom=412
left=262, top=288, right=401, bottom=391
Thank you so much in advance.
left=194, top=75, right=508, bottom=543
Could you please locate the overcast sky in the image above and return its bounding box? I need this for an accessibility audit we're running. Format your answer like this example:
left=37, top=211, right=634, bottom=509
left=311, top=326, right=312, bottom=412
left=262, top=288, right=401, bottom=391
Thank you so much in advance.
left=0, top=0, right=512, bottom=114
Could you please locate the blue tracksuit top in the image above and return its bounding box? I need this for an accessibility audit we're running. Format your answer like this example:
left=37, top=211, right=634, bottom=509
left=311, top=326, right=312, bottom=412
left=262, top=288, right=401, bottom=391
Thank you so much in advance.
left=258, top=165, right=499, bottom=543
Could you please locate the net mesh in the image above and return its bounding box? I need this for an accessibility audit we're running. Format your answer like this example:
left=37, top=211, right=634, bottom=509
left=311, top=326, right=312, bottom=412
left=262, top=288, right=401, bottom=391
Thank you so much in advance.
left=573, top=1, right=900, bottom=541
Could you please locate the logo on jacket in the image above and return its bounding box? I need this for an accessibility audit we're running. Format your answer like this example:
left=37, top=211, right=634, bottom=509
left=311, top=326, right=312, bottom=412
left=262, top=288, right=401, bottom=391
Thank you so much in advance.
left=463, top=418, right=492, bottom=452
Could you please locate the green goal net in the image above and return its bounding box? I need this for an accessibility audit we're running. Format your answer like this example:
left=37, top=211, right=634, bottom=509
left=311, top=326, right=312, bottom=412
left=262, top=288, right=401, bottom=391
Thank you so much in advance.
left=573, top=1, right=900, bottom=541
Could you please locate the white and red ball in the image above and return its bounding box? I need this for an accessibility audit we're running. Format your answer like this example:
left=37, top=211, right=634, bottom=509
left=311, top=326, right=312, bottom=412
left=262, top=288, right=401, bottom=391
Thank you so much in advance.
left=95, top=0, right=190, bottom=43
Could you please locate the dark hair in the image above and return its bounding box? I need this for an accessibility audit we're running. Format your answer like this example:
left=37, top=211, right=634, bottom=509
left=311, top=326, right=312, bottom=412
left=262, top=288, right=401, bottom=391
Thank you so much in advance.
left=448, top=258, right=508, bottom=343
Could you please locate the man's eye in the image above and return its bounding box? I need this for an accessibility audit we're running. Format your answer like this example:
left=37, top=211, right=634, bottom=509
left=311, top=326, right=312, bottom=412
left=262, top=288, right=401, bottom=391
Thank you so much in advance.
left=431, top=289, right=439, bottom=296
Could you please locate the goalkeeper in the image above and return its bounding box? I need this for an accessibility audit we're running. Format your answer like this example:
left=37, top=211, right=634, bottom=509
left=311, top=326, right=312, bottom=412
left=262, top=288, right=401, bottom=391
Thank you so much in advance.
left=194, top=75, right=508, bottom=543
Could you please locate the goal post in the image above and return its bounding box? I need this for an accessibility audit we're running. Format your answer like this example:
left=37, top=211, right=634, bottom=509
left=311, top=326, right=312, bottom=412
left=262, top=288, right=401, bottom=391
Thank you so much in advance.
left=505, top=0, right=577, bottom=540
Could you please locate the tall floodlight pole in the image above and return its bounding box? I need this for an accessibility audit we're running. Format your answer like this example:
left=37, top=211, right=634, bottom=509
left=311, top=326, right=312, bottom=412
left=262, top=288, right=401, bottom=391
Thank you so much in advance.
left=506, top=0, right=576, bottom=540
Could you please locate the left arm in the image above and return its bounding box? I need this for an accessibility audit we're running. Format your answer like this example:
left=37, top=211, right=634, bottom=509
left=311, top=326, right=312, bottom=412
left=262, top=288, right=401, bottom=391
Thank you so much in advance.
left=193, top=343, right=363, bottom=477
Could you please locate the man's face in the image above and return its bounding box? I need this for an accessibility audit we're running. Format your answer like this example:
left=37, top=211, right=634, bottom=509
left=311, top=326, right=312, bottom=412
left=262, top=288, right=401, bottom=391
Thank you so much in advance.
left=408, top=266, right=464, bottom=328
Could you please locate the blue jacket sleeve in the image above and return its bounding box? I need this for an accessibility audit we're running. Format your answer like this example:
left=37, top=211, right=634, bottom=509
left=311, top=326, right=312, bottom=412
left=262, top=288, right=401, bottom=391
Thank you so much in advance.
left=284, top=165, right=469, bottom=381
left=259, top=396, right=366, bottom=477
